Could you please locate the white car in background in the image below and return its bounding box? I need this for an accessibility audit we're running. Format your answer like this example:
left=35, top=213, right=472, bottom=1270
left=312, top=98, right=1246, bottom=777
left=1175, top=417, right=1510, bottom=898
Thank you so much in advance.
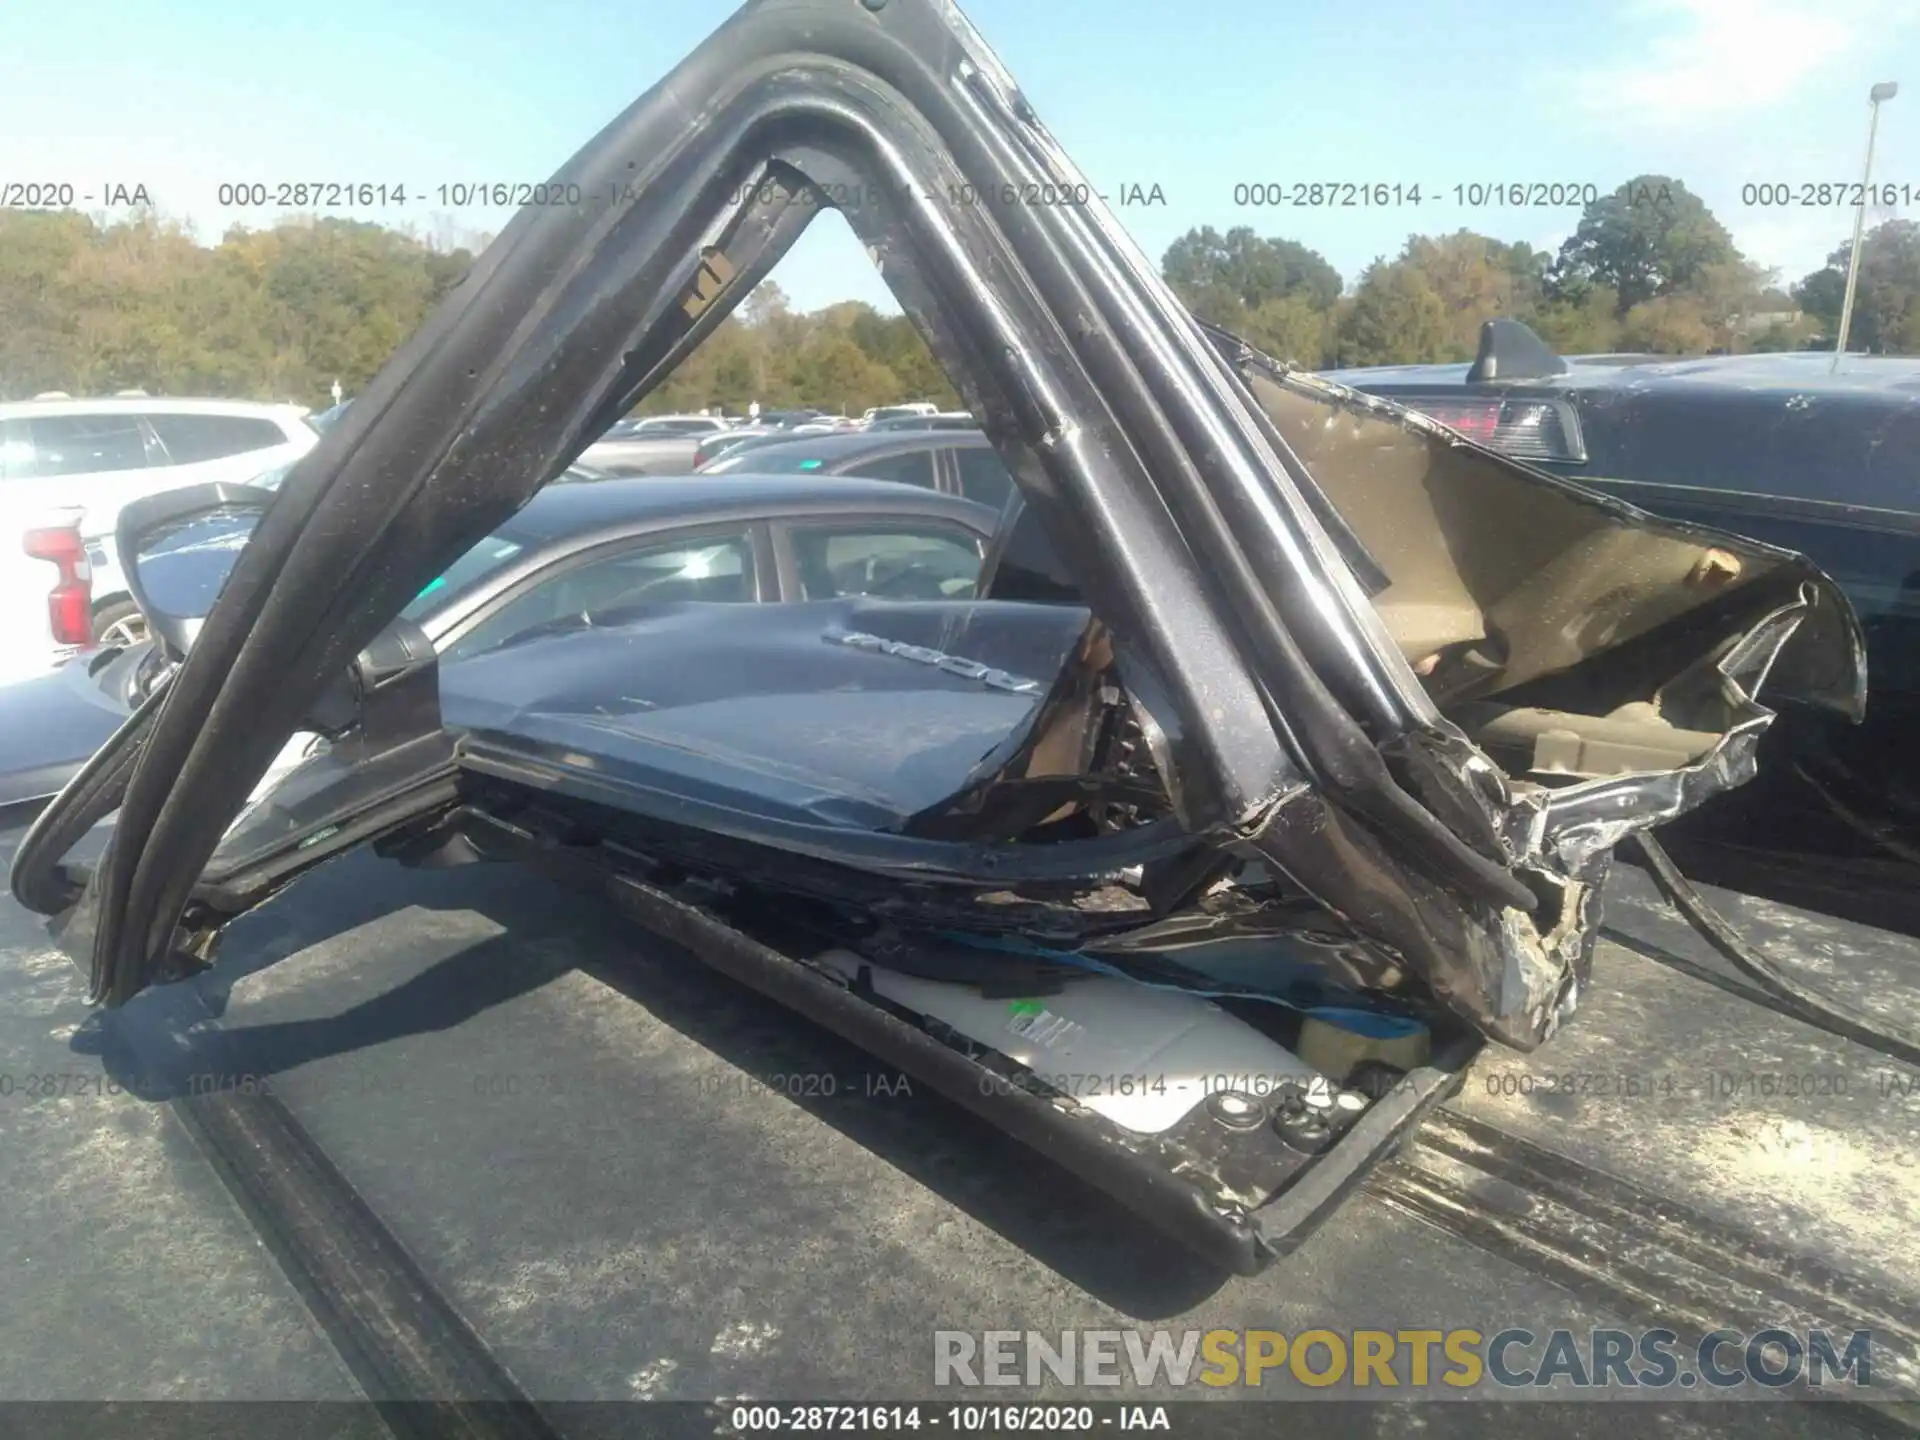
left=858, top=401, right=938, bottom=424
left=0, top=396, right=317, bottom=682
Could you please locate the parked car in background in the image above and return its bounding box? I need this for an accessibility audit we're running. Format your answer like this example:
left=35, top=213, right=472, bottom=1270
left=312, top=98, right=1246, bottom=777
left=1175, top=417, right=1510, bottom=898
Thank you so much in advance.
left=860, top=402, right=938, bottom=423
left=698, top=427, right=1016, bottom=510
left=80, top=458, right=618, bottom=649
left=0, top=473, right=996, bottom=810
left=866, top=410, right=977, bottom=431
left=0, top=396, right=317, bottom=684
left=691, top=423, right=843, bottom=470
left=1325, top=319, right=1920, bottom=929
left=692, top=425, right=782, bottom=469
left=578, top=422, right=706, bottom=475
left=755, top=408, right=831, bottom=428
left=620, top=414, right=734, bottom=436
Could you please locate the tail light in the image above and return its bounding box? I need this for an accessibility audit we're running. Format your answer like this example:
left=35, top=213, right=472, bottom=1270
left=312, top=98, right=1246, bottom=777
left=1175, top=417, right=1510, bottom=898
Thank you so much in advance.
left=1400, top=397, right=1587, bottom=464
left=23, top=522, right=93, bottom=646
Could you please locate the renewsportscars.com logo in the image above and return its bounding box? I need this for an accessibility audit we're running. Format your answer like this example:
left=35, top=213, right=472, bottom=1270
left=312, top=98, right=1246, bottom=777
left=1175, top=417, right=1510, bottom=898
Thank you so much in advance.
left=933, top=1328, right=1877, bottom=1391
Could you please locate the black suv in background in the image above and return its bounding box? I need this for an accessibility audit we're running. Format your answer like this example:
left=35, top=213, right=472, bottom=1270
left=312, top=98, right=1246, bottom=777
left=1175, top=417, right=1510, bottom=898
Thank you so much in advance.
left=1329, top=321, right=1920, bottom=931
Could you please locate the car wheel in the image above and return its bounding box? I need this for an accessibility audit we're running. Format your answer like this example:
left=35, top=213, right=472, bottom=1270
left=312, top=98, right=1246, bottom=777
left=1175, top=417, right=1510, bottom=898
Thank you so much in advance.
left=94, top=599, right=149, bottom=648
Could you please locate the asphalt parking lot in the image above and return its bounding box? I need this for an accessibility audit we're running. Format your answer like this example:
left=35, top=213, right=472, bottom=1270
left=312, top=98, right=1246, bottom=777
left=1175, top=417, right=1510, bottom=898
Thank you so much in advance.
left=0, top=812, right=1913, bottom=1437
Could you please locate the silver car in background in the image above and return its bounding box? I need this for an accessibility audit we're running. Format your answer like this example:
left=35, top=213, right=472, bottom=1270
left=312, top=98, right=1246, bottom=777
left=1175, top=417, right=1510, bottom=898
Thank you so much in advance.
left=580, top=418, right=722, bottom=474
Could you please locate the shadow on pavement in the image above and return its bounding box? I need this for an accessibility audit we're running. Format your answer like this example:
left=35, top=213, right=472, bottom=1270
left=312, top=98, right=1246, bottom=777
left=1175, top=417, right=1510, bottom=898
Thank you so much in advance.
left=79, top=851, right=1238, bottom=1318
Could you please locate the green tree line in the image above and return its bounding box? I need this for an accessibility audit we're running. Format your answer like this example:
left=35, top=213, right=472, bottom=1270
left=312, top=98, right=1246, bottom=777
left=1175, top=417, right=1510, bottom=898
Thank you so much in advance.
left=0, top=208, right=959, bottom=412
left=1167, top=176, right=1920, bottom=367
left=3, top=176, right=1917, bottom=411
left=0, top=210, right=477, bottom=403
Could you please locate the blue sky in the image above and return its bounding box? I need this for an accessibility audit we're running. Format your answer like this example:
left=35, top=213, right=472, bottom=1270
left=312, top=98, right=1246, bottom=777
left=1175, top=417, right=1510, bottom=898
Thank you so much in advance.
left=4, top=0, right=1916, bottom=311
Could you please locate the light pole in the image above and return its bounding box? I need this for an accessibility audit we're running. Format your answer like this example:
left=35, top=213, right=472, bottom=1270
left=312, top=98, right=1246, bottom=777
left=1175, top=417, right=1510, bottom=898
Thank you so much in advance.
left=1832, top=81, right=1898, bottom=371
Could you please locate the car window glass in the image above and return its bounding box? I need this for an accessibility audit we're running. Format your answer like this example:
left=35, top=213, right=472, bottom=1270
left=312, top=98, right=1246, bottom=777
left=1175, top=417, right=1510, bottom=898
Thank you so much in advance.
left=710, top=442, right=827, bottom=473
left=981, top=501, right=1081, bottom=604
left=400, top=535, right=529, bottom=623
left=146, top=414, right=287, bottom=464
left=951, top=445, right=1015, bottom=509
left=843, top=448, right=937, bottom=490
left=25, top=415, right=150, bottom=476
left=698, top=433, right=785, bottom=470
left=0, top=420, right=36, bottom=481
left=444, top=530, right=756, bottom=660
left=790, top=525, right=982, bottom=601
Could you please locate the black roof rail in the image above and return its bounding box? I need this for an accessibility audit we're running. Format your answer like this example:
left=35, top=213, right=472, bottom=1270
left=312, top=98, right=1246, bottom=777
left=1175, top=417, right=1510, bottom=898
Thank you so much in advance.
left=1466, top=318, right=1567, bottom=383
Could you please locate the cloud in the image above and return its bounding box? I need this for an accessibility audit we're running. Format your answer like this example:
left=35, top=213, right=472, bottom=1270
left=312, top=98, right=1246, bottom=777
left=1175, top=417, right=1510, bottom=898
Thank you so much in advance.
left=1563, top=0, right=1889, bottom=127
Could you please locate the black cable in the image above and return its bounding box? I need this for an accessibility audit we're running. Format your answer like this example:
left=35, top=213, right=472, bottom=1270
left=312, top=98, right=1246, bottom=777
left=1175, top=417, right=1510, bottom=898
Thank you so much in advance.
left=1627, top=830, right=1920, bottom=1071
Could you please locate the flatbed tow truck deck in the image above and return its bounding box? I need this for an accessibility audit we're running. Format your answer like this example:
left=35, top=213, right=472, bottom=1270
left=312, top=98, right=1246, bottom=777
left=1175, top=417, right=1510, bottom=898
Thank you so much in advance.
left=2, top=814, right=1915, bottom=1438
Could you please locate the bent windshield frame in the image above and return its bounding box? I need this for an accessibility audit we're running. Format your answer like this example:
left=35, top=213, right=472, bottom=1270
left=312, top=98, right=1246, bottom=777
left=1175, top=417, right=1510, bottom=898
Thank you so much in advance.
left=40, top=0, right=1858, bottom=1049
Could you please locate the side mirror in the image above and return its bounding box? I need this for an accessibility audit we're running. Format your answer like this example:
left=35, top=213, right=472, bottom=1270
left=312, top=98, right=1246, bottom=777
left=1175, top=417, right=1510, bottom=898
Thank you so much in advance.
left=304, top=613, right=440, bottom=745
left=115, top=479, right=442, bottom=748
left=114, top=481, right=278, bottom=658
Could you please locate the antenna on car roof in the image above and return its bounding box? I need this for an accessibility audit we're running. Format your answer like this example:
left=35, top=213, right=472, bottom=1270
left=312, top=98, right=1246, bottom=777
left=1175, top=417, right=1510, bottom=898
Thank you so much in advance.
left=1465, top=318, right=1567, bottom=383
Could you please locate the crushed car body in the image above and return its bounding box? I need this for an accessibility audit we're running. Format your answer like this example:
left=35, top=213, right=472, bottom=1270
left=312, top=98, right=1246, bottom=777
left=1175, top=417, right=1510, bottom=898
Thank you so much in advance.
left=11, top=0, right=1863, bottom=1270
